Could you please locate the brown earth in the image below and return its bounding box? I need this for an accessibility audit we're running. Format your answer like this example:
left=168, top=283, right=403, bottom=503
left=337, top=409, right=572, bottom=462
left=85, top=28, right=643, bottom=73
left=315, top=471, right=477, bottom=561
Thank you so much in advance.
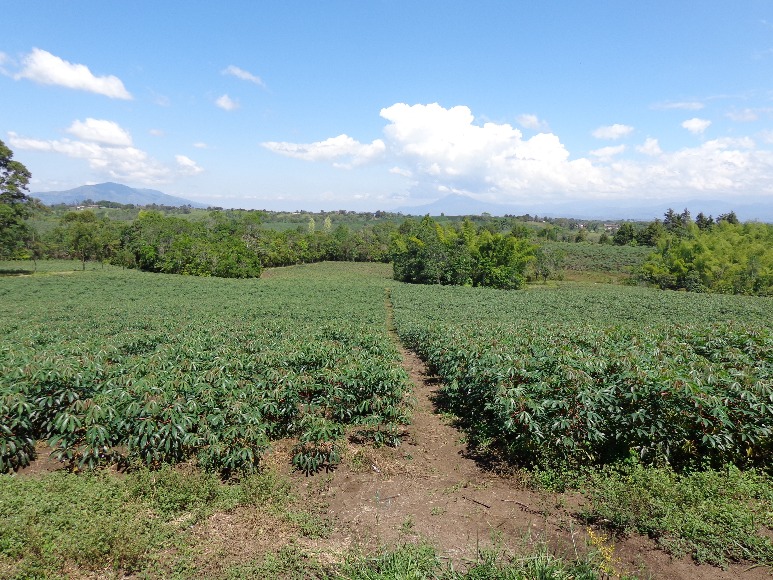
left=310, top=342, right=773, bottom=579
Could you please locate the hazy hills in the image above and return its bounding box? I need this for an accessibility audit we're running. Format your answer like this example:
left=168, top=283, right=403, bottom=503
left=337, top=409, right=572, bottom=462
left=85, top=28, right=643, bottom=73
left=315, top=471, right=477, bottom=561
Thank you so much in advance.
left=397, top=194, right=773, bottom=222
left=30, top=184, right=771, bottom=222
left=33, top=182, right=208, bottom=208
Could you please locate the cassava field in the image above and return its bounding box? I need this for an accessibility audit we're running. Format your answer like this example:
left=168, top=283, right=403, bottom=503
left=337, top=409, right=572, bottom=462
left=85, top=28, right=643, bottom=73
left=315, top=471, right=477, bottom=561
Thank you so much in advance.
left=1, top=260, right=772, bottom=579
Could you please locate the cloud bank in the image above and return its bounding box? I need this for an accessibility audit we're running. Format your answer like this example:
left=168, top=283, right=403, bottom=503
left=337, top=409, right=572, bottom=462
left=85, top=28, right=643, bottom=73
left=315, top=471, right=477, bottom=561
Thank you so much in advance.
left=262, top=102, right=773, bottom=203
left=9, top=119, right=203, bottom=185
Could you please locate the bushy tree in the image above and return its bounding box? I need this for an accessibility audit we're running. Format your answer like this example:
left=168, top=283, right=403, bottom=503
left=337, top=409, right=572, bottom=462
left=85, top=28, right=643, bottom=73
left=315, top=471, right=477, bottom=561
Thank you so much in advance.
left=391, top=216, right=535, bottom=289
left=640, top=220, right=773, bottom=295
left=0, top=139, right=36, bottom=259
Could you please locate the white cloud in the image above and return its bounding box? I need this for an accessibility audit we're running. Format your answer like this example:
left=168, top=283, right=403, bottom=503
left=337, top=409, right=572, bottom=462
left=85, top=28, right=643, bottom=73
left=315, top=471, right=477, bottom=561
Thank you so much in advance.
left=67, top=118, right=132, bottom=147
left=378, top=103, right=601, bottom=194
left=193, top=142, right=208, bottom=149
left=516, top=113, right=548, bottom=131
left=682, top=117, right=712, bottom=134
left=216, top=94, right=239, bottom=111
left=175, top=155, right=204, bottom=175
left=14, top=48, right=132, bottom=99
left=149, top=129, right=165, bottom=137
left=592, top=124, right=634, bottom=140
left=262, top=134, right=386, bottom=168
left=653, top=101, right=704, bottom=110
left=590, top=144, right=626, bottom=161
left=222, top=65, right=265, bottom=87
left=7, top=124, right=204, bottom=185
left=636, top=137, right=662, bottom=156
left=263, top=102, right=773, bottom=203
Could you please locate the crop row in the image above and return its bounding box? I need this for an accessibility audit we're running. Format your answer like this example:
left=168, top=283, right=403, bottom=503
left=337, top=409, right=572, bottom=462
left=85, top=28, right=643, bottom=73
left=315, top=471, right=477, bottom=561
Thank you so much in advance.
left=1, top=264, right=409, bottom=474
left=391, top=282, right=773, bottom=470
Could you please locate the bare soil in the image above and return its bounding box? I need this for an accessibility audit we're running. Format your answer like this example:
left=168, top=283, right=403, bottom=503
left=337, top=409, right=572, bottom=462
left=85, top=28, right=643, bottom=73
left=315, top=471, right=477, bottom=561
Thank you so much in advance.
left=315, top=343, right=773, bottom=579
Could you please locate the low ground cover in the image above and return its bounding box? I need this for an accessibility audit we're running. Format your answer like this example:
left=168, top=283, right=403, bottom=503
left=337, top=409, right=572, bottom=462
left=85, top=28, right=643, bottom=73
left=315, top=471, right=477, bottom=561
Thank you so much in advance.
left=390, top=279, right=773, bottom=566
left=0, top=262, right=410, bottom=475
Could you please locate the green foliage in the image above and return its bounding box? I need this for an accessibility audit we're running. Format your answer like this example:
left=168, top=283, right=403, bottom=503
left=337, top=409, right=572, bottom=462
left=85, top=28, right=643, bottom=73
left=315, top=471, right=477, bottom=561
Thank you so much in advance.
left=122, top=210, right=263, bottom=278
left=0, top=139, right=35, bottom=260
left=0, top=263, right=410, bottom=475
left=391, top=216, right=535, bottom=289
left=0, top=467, right=311, bottom=578
left=540, top=241, right=651, bottom=275
left=640, top=221, right=773, bottom=295
left=584, top=463, right=773, bottom=567
left=532, top=245, right=566, bottom=282
left=0, top=471, right=168, bottom=576
left=391, top=281, right=773, bottom=472
left=339, top=540, right=635, bottom=579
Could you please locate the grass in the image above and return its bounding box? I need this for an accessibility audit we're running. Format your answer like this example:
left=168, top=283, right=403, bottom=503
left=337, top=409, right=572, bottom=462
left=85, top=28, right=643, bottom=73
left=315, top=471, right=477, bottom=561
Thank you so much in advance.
left=0, top=258, right=123, bottom=274
left=581, top=462, right=773, bottom=568
left=0, top=467, right=328, bottom=579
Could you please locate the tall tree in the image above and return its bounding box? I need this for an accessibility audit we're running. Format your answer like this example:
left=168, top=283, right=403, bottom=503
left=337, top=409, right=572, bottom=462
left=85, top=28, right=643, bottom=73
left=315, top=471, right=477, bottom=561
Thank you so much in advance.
left=0, top=139, right=36, bottom=259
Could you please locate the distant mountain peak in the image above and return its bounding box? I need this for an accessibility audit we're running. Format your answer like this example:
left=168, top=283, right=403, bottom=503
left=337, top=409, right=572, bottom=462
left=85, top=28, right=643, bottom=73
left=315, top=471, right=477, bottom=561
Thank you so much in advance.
left=33, top=182, right=208, bottom=208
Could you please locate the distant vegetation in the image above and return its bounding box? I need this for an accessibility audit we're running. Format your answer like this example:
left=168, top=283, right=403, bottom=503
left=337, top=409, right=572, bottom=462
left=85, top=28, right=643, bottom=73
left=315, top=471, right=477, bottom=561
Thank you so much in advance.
left=391, top=216, right=535, bottom=289
left=3, top=138, right=773, bottom=293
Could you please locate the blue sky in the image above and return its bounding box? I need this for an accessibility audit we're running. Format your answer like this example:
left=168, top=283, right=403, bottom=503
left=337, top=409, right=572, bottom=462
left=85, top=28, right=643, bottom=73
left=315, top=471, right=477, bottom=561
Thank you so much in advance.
left=2, top=1, right=773, bottom=211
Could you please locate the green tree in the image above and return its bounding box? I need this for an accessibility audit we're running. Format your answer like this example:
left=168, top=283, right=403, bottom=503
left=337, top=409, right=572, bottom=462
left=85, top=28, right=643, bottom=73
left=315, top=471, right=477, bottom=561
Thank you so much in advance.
left=533, top=246, right=566, bottom=282
left=0, top=139, right=36, bottom=259
left=612, top=223, right=636, bottom=246
left=58, top=211, right=104, bottom=270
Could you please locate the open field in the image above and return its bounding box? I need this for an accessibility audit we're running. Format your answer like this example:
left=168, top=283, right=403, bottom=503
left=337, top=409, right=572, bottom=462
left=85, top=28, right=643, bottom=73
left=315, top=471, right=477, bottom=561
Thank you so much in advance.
left=0, top=262, right=410, bottom=475
left=1, top=262, right=772, bottom=578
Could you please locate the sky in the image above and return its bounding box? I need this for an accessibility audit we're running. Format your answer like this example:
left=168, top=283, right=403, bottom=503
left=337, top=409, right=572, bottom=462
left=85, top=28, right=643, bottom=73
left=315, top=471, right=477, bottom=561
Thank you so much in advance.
left=2, top=1, right=773, bottom=212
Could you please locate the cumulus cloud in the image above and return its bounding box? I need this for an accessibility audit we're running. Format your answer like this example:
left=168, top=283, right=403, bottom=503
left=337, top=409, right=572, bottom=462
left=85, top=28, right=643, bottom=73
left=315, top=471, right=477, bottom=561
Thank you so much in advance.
left=377, top=103, right=602, bottom=195
left=516, top=113, right=548, bottom=131
left=14, top=48, right=132, bottom=99
left=592, top=124, right=634, bottom=140
left=222, top=65, right=265, bottom=87
left=8, top=121, right=204, bottom=185
left=682, top=117, right=712, bottom=134
left=636, top=137, right=662, bottom=156
left=67, top=118, right=132, bottom=147
left=9, top=131, right=168, bottom=183
left=175, top=155, right=204, bottom=175
left=262, top=134, right=386, bottom=168
left=216, top=94, right=239, bottom=111
left=262, top=102, right=773, bottom=203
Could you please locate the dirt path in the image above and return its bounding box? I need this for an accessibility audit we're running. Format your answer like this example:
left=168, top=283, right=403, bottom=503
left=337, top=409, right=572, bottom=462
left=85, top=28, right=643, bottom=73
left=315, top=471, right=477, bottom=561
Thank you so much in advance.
left=317, top=296, right=772, bottom=579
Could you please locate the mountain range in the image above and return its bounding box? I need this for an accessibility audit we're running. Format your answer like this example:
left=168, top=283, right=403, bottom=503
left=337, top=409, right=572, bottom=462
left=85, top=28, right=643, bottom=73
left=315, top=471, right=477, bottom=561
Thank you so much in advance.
left=33, top=182, right=208, bottom=208
left=397, top=194, right=773, bottom=222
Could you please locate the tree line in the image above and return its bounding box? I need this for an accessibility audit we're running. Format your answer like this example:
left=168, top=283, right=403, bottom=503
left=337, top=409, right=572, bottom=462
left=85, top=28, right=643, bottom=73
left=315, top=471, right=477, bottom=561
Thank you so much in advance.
left=2, top=139, right=771, bottom=294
